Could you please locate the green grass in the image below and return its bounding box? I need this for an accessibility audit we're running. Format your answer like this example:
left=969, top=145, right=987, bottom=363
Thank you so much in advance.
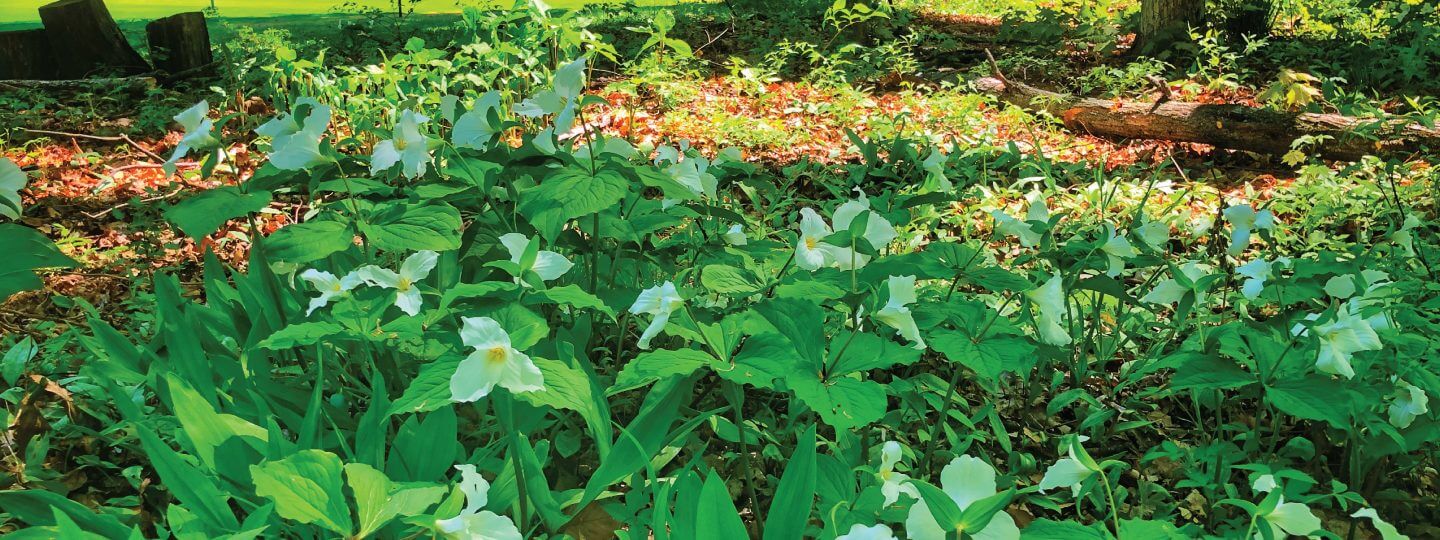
left=0, top=0, right=670, bottom=25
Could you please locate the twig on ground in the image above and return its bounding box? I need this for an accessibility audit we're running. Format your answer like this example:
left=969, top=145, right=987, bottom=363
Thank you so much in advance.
left=22, top=128, right=169, bottom=164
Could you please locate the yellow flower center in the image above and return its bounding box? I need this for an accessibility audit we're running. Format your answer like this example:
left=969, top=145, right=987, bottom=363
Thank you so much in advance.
left=395, top=137, right=409, bottom=151
left=878, top=470, right=892, bottom=481
left=804, top=237, right=818, bottom=249
left=487, top=347, right=508, bottom=363
left=397, top=278, right=412, bottom=291
left=330, top=283, right=342, bottom=292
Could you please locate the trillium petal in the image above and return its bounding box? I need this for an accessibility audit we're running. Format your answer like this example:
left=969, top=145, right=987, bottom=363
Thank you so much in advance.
left=836, top=524, right=897, bottom=540
left=496, top=349, right=545, bottom=394
left=454, top=464, right=489, bottom=514
left=401, top=250, right=440, bottom=281
left=370, top=140, right=402, bottom=175
left=461, top=316, right=512, bottom=350
left=498, top=233, right=530, bottom=259
left=940, top=455, right=997, bottom=511
left=1351, top=508, right=1407, bottom=540
left=636, top=310, right=671, bottom=350
left=356, top=265, right=401, bottom=288
left=531, top=251, right=574, bottom=281
left=1038, top=457, right=1093, bottom=494
left=1265, top=501, right=1323, bottom=537
left=395, top=287, right=424, bottom=316
left=970, top=510, right=1020, bottom=540
left=903, top=499, right=948, bottom=540
left=452, top=349, right=503, bottom=402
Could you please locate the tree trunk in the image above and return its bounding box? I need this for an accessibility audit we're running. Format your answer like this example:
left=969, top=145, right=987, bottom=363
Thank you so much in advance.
left=38, top=0, right=151, bottom=79
left=1138, top=0, right=1206, bottom=52
left=975, top=76, right=1440, bottom=161
left=0, top=29, right=60, bottom=80
left=146, top=12, right=214, bottom=76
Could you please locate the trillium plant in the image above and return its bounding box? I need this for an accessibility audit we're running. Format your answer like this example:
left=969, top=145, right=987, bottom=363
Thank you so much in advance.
left=4, top=26, right=1436, bottom=540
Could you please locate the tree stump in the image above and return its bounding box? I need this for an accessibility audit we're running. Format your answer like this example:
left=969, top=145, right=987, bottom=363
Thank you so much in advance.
left=0, top=29, right=60, bottom=80
left=146, top=12, right=214, bottom=76
left=38, top=0, right=151, bottom=79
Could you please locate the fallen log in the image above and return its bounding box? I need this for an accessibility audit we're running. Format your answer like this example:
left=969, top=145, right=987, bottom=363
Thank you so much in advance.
left=0, top=77, right=157, bottom=94
left=39, top=0, right=151, bottom=79
left=0, top=29, right=60, bottom=80
left=146, top=12, right=214, bottom=76
left=975, top=76, right=1440, bottom=161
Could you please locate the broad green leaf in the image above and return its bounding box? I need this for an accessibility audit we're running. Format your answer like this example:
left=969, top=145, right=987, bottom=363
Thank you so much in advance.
left=754, top=298, right=827, bottom=372
left=695, top=472, right=748, bottom=540
left=345, top=463, right=446, bottom=538
left=0, top=490, right=130, bottom=538
left=828, top=331, right=922, bottom=376
left=701, top=265, right=761, bottom=294
left=0, top=224, right=78, bottom=300
left=611, top=348, right=712, bottom=394
left=390, top=355, right=463, bottom=414
left=526, top=284, right=615, bottom=318
left=1267, top=376, right=1353, bottom=429
left=361, top=202, right=462, bottom=252
left=787, top=374, right=886, bottom=431
left=518, top=168, right=629, bottom=242
left=251, top=450, right=353, bottom=536
left=265, top=219, right=355, bottom=263
left=931, top=331, right=1034, bottom=385
left=257, top=322, right=347, bottom=350
left=762, top=424, right=816, bottom=540
left=908, top=478, right=963, bottom=533
left=165, top=186, right=273, bottom=240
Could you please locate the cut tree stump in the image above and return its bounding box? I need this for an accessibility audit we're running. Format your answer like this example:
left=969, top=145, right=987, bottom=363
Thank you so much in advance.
left=146, top=12, right=213, bottom=76
left=0, top=29, right=60, bottom=80
left=39, top=0, right=151, bottom=79
left=976, top=76, right=1440, bottom=161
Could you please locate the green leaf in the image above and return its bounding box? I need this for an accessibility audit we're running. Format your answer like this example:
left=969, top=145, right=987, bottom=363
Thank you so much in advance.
left=518, top=168, right=629, bottom=242
left=257, top=322, right=347, bottom=350
left=265, top=219, right=355, bottom=264
left=716, top=333, right=794, bottom=390
left=1019, top=519, right=1109, bottom=539
left=957, top=488, right=1014, bottom=533
left=696, top=472, right=749, bottom=540
left=611, top=348, right=712, bottom=394
left=251, top=449, right=353, bottom=536
left=754, top=298, right=826, bottom=372
left=828, top=331, right=922, bottom=376
left=0, top=224, right=78, bottom=300
left=345, top=463, right=446, bottom=538
left=762, top=424, right=816, bottom=540
left=931, top=331, right=1033, bottom=385
left=361, top=202, right=462, bottom=252
left=1267, top=376, right=1353, bottom=429
left=908, top=478, right=963, bottom=533
left=516, top=358, right=606, bottom=434
left=787, top=374, right=886, bottom=431
left=1172, top=355, right=1256, bottom=391
left=483, top=304, right=548, bottom=350
left=390, top=355, right=462, bottom=414
left=135, top=427, right=240, bottom=531
left=701, top=265, right=761, bottom=294
left=165, top=186, right=272, bottom=240
left=2, top=337, right=36, bottom=386
left=526, top=284, right=615, bottom=318
left=439, top=281, right=517, bottom=310
left=0, top=490, right=130, bottom=538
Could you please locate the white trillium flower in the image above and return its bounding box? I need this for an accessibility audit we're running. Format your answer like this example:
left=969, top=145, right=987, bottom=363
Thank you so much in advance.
left=1223, top=204, right=1277, bottom=256
left=451, top=316, right=545, bottom=402
left=299, top=269, right=364, bottom=316
left=1388, top=381, right=1428, bottom=429
left=1291, top=303, right=1382, bottom=379
left=920, top=150, right=954, bottom=193
left=1351, top=508, right=1409, bottom=540
left=992, top=193, right=1049, bottom=248
left=832, top=190, right=898, bottom=252
left=906, top=455, right=1021, bottom=540
left=1249, top=475, right=1325, bottom=539
left=666, top=156, right=718, bottom=200
left=454, top=91, right=505, bottom=150
left=1026, top=274, right=1072, bottom=346
left=1134, top=215, right=1171, bottom=251
left=434, top=464, right=523, bottom=540
left=876, top=441, right=917, bottom=506
left=723, top=223, right=747, bottom=246
left=794, top=208, right=868, bottom=271
left=874, top=275, right=926, bottom=350
left=357, top=250, right=439, bottom=316
left=498, top=233, right=573, bottom=287
left=1391, top=214, right=1421, bottom=258
left=1141, top=261, right=1212, bottom=305
left=1101, top=226, right=1138, bottom=277
left=836, top=524, right=897, bottom=540
left=630, top=282, right=684, bottom=350
left=1236, top=258, right=1274, bottom=300
left=256, top=98, right=332, bottom=170
left=1038, top=437, right=1100, bottom=498
left=164, top=101, right=218, bottom=177
left=372, top=110, right=432, bottom=178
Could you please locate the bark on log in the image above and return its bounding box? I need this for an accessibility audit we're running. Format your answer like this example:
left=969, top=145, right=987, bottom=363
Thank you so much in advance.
left=146, top=12, right=213, bottom=76
left=39, top=0, right=151, bottom=79
left=975, top=76, right=1440, bottom=161
left=0, top=29, right=61, bottom=80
